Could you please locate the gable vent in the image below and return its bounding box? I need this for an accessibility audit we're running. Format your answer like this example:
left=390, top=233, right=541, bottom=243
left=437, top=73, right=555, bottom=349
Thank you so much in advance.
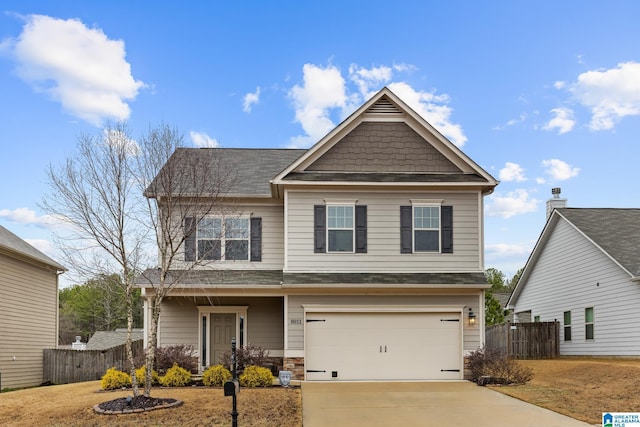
left=366, top=97, right=403, bottom=116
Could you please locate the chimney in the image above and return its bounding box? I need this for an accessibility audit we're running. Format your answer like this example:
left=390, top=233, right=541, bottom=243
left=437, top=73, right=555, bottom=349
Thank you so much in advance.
left=546, top=187, right=567, bottom=219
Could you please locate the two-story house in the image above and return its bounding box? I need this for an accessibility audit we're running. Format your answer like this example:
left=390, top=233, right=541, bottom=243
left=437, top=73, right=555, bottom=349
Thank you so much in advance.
left=138, top=87, right=498, bottom=381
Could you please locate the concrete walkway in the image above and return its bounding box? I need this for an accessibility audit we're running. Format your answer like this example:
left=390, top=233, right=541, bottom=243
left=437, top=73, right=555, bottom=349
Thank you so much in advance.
left=302, top=381, right=596, bottom=427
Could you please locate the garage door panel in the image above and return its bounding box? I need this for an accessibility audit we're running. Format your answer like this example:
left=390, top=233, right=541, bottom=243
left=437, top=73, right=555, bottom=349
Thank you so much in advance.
left=306, top=311, right=462, bottom=381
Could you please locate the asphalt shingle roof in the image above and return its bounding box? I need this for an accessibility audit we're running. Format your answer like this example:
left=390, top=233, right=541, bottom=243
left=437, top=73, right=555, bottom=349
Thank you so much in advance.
left=135, top=270, right=488, bottom=287
left=558, top=208, right=640, bottom=277
left=86, top=329, right=144, bottom=350
left=0, top=225, right=65, bottom=270
left=146, top=148, right=305, bottom=197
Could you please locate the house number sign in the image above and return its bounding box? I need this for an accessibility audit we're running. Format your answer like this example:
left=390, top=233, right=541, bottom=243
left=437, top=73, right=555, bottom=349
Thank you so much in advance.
left=290, top=318, right=302, bottom=325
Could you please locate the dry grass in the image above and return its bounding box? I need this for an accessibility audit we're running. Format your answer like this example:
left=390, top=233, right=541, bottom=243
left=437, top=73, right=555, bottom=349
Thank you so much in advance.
left=3, top=359, right=638, bottom=426
left=490, top=358, right=640, bottom=425
left=0, top=381, right=301, bottom=427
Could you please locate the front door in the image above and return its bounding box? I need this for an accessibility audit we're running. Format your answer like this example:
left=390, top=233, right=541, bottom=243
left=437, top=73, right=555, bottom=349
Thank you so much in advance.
left=211, top=313, right=236, bottom=365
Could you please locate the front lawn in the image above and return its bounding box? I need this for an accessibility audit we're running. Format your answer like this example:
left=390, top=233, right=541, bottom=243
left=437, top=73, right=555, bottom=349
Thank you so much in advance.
left=0, top=381, right=301, bottom=426
left=491, top=357, right=640, bottom=424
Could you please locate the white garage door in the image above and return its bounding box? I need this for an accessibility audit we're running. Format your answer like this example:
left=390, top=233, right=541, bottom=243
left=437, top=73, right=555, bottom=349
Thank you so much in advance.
left=305, top=311, right=462, bottom=381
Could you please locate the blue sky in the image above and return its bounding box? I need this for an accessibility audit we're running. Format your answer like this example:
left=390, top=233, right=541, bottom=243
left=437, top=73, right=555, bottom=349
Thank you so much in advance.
left=1, top=1, right=639, bottom=286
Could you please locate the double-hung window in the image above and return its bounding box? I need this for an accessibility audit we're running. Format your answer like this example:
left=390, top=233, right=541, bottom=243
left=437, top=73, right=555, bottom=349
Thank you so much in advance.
left=413, top=205, right=440, bottom=252
left=585, top=307, right=594, bottom=340
left=563, top=311, right=572, bottom=341
left=191, top=217, right=250, bottom=261
left=327, top=205, right=354, bottom=252
left=400, top=201, right=453, bottom=254
left=314, top=203, right=367, bottom=254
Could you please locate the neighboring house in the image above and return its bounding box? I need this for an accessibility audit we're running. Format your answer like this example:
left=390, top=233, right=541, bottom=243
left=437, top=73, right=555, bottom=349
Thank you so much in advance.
left=137, top=87, right=498, bottom=381
left=0, top=225, right=65, bottom=389
left=508, top=190, right=640, bottom=355
left=86, top=329, right=144, bottom=351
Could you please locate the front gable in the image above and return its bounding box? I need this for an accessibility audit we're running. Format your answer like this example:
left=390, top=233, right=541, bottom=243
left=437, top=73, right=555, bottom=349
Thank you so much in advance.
left=306, top=121, right=463, bottom=173
left=272, top=88, right=497, bottom=196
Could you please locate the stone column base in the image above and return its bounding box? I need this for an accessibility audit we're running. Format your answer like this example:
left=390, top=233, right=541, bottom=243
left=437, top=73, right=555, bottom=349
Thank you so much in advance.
left=283, top=357, right=305, bottom=380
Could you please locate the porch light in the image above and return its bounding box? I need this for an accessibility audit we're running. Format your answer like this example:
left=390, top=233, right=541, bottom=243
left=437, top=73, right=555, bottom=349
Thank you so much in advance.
left=468, top=308, right=477, bottom=326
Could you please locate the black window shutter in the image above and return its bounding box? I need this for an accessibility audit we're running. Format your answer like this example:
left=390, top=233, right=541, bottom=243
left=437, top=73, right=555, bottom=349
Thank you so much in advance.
left=184, top=217, right=196, bottom=261
left=314, top=205, right=326, bottom=253
left=400, top=206, right=412, bottom=254
left=441, top=206, right=453, bottom=253
left=355, top=205, right=367, bottom=253
left=250, top=217, right=262, bottom=262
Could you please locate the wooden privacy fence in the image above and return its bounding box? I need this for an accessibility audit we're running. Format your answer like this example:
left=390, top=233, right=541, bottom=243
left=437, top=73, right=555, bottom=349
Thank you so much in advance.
left=485, top=321, right=559, bottom=359
left=43, top=340, right=143, bottom=384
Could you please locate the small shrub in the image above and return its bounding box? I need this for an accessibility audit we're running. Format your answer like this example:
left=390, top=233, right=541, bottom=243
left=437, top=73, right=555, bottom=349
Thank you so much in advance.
left=159, top=363, right=192, bottom=387
left=467, top=348, right=533, bottom=385
left=155, top=345, right=199, bottom=374
left=239, top=365, right=273, bottom=387
left=203, top=364, right=232, bottom=387
left=101, top=367, right=131, bottom=390
left=220, top=344, right=270, bottom=371
left=135, top=365, right=160, bottom=385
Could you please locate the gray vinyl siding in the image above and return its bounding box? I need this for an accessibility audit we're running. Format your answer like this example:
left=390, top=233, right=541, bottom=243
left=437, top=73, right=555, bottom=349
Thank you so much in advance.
left=158, top=298, right=199, bottom=348
left=514, top=218, right=640, bottom=356
left=173, top=203, right=285, bottom=270
left=0, top=254, right=58, bottom=389
left=286, top=190, right=481, bottom=272
left=159, top=297, right=284, bottom=351
left=287, top=294, right=480, bottom=352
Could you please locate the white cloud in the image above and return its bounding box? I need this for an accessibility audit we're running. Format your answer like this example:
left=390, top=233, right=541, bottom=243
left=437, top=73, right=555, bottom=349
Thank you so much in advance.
left=543, top=107, right=576, bottom=134
left=387, top=82, right=467, bottom=147
left=541, top=159, right=580, bottom=180
left=243, top=86, right=261, bottom=113
left=486, top=242, right=532, bottom=257
left=493, top=113, right=527, bottom=130
left=1, top=14, right=145, bottom=125
left=570, top=62, right=640, bottom=130
left=190, top=131, right=219, bottom=148
left=499, top=162, right=526, bottom=182
left=0, top=207, right=59, bottom=228
left=554, top=81, right=566, bottom=90
left=103, top=127, right=139, bottom=155
left=485, top=190, right=539, bottom=219
left=286, top=62, right=466, bottom=148
left=349, top=64, right=393, bottom=99
left=536, top=177, right=546, bottom=184
left=288, top=63, right=348, bottom=148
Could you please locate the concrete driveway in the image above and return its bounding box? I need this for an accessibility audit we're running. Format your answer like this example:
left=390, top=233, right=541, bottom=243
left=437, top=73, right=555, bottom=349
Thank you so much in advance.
left=302, top=381, right=596, bottom=427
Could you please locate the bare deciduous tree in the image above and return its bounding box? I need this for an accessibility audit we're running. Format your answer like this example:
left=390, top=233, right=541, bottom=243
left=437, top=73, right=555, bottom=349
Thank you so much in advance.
left=42, top=123, right=147, bottom=396
left=135, top=124, right=236, bottom=397
left=45, top=122, right=236, bottom=398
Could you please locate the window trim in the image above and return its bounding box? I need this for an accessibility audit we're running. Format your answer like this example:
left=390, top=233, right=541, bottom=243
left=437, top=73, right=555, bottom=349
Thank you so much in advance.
left=195, top=216, right=251, bottom=261
left=585, top=307, right=594, bottom=340
left=412, top=203, right=442, bottom=253
left=326, top=203, right=355, bottom=253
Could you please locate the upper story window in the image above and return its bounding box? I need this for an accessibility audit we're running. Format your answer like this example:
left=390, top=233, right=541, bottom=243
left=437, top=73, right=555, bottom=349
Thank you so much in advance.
left=327, top=205, right=354, bottom=252
left=400, top=201, right=453, bottom=254
left=185, top=216, right=261, bottom=262
left=196, top=217, right=249, bottom=260
left=413, top=205, right=440, bottom=252
left=314, top=204, right=367, bottom=254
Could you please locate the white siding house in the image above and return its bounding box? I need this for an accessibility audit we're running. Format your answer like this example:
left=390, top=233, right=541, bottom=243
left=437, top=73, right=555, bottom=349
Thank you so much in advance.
left=508, top=204, right=640, bottom=356
left=0, top=225, right=65, bottom=389
left=137, top=87, right=498, bottom=380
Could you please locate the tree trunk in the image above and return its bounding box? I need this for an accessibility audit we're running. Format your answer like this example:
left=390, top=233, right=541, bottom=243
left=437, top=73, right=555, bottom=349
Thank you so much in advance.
left=144, top=295, right=162, bottom=397
left=125, top=282, right=139, bottom=397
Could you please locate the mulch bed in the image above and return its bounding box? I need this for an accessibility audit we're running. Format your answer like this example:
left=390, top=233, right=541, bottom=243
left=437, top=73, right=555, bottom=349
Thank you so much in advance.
left=93, top=396, right=183, bottom=415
